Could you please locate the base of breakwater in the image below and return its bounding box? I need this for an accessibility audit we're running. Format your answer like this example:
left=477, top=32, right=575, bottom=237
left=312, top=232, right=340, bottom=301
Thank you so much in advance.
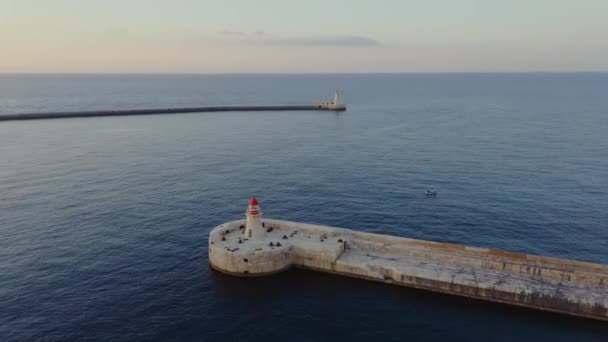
left=0, top=105, right=344, bottom=122
left=209, top=219, right=608, bottom=321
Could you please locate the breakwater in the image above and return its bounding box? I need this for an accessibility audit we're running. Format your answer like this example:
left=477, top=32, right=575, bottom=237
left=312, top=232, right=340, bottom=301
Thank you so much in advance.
left=209, top=217, right=608, bottom=321
left=0, top=105, right=339, bottom=122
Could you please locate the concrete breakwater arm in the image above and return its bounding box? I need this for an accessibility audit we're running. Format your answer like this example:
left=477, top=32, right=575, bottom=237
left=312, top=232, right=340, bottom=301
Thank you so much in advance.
left=0, top=105, right=327, bottom=122
left=209, top=219, right=608, bottom=321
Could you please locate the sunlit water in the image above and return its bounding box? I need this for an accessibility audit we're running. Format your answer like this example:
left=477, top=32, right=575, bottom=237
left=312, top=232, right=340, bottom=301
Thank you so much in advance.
left=1, top=74, right=607, bottom=341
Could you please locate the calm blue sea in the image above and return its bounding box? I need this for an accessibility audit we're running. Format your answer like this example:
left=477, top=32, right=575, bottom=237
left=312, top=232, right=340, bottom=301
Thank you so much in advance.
left=1, top=74, right=607, bottom=341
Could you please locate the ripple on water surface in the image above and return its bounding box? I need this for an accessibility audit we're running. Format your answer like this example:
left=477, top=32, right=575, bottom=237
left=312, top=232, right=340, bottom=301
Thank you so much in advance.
left=1, top=74, right=607, bottom=341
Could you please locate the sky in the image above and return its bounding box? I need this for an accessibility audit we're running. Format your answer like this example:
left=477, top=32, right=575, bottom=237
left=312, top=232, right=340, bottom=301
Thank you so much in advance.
left=1, top=0, right=607, bottom=73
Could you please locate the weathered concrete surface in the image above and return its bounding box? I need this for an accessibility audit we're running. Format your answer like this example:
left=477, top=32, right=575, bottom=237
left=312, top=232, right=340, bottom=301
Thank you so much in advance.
left=209, top=219, right=608, bottom=321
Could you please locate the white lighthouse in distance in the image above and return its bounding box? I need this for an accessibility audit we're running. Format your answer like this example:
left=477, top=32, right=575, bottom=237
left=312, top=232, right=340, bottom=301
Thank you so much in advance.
left=333, top=90, right=341, bottom=106
left=244, top=197, right=264, bottom=239
left=317, top=90, right=346, bottom=111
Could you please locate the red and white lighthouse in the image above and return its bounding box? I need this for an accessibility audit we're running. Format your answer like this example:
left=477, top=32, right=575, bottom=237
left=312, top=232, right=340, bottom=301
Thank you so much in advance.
left=244, top=196, right=264, bottom=239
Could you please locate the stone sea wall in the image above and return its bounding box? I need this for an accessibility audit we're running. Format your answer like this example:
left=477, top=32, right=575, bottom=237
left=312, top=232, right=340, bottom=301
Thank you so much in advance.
left=208, top=219, right=608, bottom=321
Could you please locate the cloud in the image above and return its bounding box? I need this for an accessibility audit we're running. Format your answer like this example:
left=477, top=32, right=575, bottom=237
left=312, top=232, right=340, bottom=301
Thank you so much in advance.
left=218, top=31, right=380, bottom=48
left=261, top=35, right=380, bottom=47
left=219, top=30, right=247, bottom=36
left=219, top=30, right=268, bottom=37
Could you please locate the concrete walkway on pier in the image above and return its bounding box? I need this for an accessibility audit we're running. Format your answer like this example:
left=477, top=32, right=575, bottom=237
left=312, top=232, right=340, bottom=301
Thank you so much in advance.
left=209, top=218, right=608, bottom=321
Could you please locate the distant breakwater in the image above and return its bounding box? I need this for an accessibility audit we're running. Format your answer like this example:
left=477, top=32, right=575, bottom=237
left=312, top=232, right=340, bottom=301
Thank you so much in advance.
left=0, top=105, right=329, bottom=122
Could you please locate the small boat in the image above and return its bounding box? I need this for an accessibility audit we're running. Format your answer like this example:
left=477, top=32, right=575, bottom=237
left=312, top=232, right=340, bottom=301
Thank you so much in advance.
left=426, top=190, right=437, bottom=197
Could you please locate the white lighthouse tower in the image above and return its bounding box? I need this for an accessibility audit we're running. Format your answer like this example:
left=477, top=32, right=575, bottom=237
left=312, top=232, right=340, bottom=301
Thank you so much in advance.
left=244, top=197, right=264, bottom=239
left=333, top=90, right=341, bottom=106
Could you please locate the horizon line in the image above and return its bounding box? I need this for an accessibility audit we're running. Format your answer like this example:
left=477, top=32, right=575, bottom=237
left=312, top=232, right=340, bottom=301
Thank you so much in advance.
left=1, top=71, right=607, bottom=76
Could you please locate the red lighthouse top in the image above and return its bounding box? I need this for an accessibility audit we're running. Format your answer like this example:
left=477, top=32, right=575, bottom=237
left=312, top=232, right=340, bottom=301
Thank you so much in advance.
left=247, top=197, right=260, bottom=216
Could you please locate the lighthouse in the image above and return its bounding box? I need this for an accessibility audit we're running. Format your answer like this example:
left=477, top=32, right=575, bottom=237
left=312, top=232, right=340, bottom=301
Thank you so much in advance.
left=244, top=197, right=264, bottom=239
left=333, top=90, right=341, bottom=106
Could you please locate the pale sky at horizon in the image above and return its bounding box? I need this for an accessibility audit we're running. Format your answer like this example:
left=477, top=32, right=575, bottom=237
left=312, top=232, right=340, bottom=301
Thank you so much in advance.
left=1, top=0, right=607, bottom=73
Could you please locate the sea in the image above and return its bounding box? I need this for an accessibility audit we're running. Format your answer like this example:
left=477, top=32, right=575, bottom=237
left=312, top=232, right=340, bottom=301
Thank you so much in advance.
left=1, top=73, right=607, bottom=341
